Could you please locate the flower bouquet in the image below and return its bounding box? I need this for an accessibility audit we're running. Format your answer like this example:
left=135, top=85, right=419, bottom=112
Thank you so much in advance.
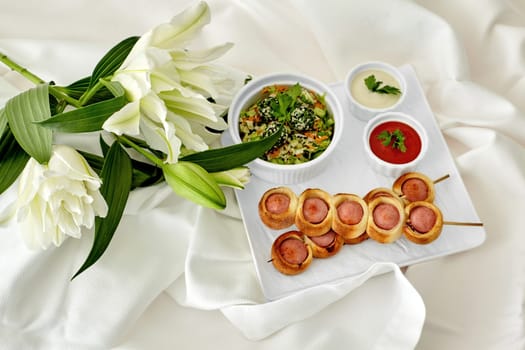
left=0, top=1, right=279, bottom=279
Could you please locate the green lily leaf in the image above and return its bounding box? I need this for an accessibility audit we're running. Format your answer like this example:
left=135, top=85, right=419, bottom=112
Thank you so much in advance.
left=99, top=134, right=110, bottom=157
left=179, top=127, right=282, bottom=172
left=37, top=82, right=126, bottom=133
left=99, top=79, right=125, bottom=96
left=79, top=148, right=163, bottom=189
left=130, top=163, right=164, bottom=188
left=5, top=84, right=52, bottom=164
left=163, top=161, right=226, bottom=210
left=89, top=36, right=139, bottom=90
left=0, top=128, right=30, bottom=195
left=0, top=108, right=7, bottom=139
left=72, top=142, right=132, bottom=280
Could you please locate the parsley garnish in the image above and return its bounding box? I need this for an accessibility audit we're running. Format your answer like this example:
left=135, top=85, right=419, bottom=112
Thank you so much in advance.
left=364, top=74, right=401, bottom=95
left=377, top=129, right=407, bottom=152
left=269, top=83, right=302, bottom=122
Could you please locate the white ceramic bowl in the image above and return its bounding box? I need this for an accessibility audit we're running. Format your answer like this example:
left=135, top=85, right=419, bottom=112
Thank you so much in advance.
left=228, top=73, right=344, bottom=184
left=363, top=112, right=428, bottom=178
left=345, top=61, right=407, bottom=121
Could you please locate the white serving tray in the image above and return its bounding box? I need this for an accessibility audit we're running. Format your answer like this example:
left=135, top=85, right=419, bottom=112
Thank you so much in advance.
left=225, top=65, right=486, bottom=301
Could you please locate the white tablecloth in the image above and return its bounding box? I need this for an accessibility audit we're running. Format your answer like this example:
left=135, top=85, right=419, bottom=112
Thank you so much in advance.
left=0, top=1, right=524, bottom=349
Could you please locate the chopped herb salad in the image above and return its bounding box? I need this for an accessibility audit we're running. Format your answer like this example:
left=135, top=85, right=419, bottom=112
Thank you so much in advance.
left=238, top=83, right=335, bottom=165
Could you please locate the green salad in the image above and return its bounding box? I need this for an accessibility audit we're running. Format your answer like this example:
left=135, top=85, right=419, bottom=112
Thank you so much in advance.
left=238, top=83, right=335, bottom=165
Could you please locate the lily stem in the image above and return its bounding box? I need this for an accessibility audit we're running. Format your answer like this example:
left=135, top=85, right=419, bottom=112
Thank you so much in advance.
left=79, top=79, right=103, bottom=106
left=0, top=51, right=82, bottom=108
left=117, top=135, right=164, bottom=167
left=0, top=52, right=44, bottom=85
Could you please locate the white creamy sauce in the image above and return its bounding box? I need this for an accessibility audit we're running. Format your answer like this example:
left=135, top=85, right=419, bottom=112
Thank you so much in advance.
left=350, top=69, right=401, bottom=109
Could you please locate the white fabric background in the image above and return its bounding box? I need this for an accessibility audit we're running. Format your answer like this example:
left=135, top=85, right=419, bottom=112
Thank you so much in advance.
left=0, top=0, right=524, bottom=349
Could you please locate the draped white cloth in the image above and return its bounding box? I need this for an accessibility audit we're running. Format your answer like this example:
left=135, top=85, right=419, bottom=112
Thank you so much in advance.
left=0, top=0, right=524, bottom=349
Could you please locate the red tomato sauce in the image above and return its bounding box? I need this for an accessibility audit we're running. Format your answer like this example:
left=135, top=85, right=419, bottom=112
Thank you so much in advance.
left=369, top=121, right=421, bottom=164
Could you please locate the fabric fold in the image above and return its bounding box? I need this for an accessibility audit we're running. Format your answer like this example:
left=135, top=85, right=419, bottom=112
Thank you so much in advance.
left=0, top=0, right=524, bottom=349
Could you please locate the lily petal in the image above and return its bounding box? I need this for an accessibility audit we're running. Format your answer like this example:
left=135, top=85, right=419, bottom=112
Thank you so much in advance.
left=150, top=2, right=210, bottom=49
left=140, top=114, right=180, bottom=164
left=17, top=158, right=43, bottom=207
left=49, top=145, right=101, bottom=181
left=160, top=88, right=219, bottom=125
left=140, top=92, right=168, bottom=124
left=112, top=71, right=151, bottom=101
left=119, top=2, right=210, bottom=64
left=151, top=61, right=181, bottom=93
left=123, top=47, right=172, bottom=71
left=170, top=42, right=233, bottom=70
left=166, top=111, right=208, bottom=152
left=177, top=68, right=218, bottom=99
left=103, top=100, right=141, bottom=136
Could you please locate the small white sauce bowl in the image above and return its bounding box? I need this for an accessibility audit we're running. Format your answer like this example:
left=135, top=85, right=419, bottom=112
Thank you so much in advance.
left=228, top=73, right=344, bottom=184
left=363, top=112, right=428, bottom=178
left=345, top=61, right=407, bottom=121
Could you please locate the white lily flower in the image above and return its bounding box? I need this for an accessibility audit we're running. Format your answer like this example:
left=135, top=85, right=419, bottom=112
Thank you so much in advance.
left=210, top=167, right=251, bottom=189
left=103, top=1, right=245, bottom=164
left=16, top=145, right=108, bottom=250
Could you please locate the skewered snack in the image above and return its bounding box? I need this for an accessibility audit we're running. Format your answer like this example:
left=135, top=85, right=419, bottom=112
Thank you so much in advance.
left=403, top=201, right=443, bottom=244
left=271, top=230, right=313, bottom=275
left=367, top=196, right=406, bottom=243
left=258, top=187, right=298, bottom=229
left=363, top=187, right=403, bottom=205
left=264, top=177, right=482, bottom=275
left=393, top=172, right=435, bottom=204
left=305, top=230, right=345, bottom=258
left=295, top=188, right=333, bottom=236
left=331, top=193, right=369, bottom=243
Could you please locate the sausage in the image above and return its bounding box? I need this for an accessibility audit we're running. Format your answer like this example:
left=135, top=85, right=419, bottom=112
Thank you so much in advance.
left=409, top=205, right=436, bottom=233
left=295, top=188, right=333, bottom=236
left=401, top=178, right=428, bottom=202
left=367, top=196, right=405, bottom=244
left=258, top=187, right=298, bottom=229
left=336, top=200, right=364, bottom=225
left=265, top=193, right=290, bottom=214
left=306, top=230, right=344, bottom=258
left=302, top=197, right=329, bottom=224
left=403, top=201, right=443, bottom=245
left=279, top=238, right=308, bottom=265
left=309, top=230, right=336, bottom=247
left=332, top=193, right=369, bottom=241
left=393, top=172, right=435, bottom=203
left=271, top=231, right=313, bottom=274
left=372, top=203, right=400, bottom=230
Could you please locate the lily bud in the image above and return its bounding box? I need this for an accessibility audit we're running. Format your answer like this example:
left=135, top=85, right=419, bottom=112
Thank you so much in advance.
left=210, top=167, right=251, bottom=189
left=162, top=161, right=226, bottom=209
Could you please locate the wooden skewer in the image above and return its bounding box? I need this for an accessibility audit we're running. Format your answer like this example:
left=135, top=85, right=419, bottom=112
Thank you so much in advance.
left=407, top=219, right=483, bottom=227
left=443, top=221, right=483, bottom=227
left=433, top=173, right=450, bottom=184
